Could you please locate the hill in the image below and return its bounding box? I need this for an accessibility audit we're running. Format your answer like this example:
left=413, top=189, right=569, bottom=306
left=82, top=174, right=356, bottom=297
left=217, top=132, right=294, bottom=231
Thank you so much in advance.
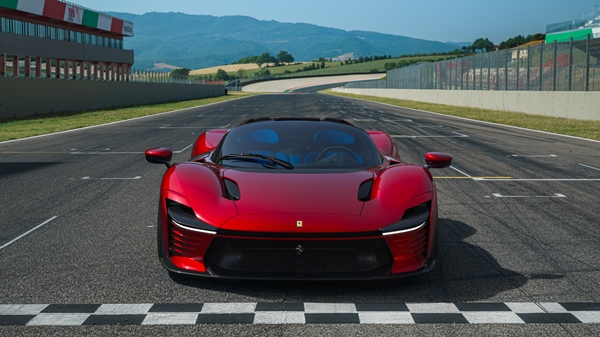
left=108, top=11, right=464, bottom=70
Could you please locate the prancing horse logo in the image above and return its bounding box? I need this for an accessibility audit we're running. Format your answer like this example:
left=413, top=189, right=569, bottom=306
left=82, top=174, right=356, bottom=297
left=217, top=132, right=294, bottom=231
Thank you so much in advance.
left=295, top=245, right=304, bottom=255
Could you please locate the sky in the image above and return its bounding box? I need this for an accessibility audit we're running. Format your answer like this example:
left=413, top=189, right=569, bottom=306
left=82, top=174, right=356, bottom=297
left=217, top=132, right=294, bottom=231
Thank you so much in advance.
left=74, top=0, right=600, bottom=44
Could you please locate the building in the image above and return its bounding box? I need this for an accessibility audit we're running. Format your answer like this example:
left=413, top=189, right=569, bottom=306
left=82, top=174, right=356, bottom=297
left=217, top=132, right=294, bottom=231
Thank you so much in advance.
left=0, top=0, right=134, bottom=81
left=546, top=5, right=600, bottom=43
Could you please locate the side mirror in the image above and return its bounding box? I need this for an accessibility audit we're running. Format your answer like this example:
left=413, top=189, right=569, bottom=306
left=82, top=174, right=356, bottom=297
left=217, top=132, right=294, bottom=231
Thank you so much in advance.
left=145, top=148, right=173, bottom=168
left=424, top=152, right=452, bottom=169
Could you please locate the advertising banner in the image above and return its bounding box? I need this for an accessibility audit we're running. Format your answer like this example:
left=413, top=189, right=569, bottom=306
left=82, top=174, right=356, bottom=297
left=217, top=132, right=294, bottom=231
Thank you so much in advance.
left=122, top=21, right=134, bottom=37
left=64, top=4, right=83, bottom=25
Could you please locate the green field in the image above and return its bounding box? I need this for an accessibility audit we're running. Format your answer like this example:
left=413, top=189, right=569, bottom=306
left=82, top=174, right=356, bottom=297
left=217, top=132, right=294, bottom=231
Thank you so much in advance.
left=323, top=90, right=600, bottom=141
left=0, top=93, right=257, bottom=142
left=190, top=55, right=454, bottom=80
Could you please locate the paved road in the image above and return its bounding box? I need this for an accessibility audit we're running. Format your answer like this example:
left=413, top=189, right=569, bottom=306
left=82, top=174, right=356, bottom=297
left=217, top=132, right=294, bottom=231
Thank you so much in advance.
left=1, top=88, right=600, bottom=335
left=242, top=74, right=384, bottom=92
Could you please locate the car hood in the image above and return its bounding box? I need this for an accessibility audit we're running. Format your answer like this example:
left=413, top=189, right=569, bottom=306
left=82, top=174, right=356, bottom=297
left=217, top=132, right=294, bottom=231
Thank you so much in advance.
left=223, top=169, right=374, bottom=216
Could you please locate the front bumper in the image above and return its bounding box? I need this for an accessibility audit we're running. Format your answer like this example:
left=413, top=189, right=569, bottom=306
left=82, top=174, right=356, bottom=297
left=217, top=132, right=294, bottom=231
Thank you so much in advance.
left=159, top=217, right=437, bottom=280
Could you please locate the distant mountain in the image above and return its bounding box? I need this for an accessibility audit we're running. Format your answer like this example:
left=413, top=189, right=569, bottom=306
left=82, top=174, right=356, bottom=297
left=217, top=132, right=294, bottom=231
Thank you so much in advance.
left=108, top=12, right=463, bottom=70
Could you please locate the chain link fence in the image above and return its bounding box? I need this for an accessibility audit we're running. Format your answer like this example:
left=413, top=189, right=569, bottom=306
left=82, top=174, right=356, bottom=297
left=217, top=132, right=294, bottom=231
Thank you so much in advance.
left=348, top=36, right=600, bottom=92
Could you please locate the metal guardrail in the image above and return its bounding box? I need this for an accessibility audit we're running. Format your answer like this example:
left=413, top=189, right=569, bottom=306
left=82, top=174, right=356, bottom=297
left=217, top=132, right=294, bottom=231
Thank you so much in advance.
left=347, top=36, right=600, bottom=92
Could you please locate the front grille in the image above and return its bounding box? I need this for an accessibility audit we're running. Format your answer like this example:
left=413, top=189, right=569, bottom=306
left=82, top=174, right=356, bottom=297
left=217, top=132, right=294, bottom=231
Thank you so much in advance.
left=169, top=220, right=204, bottom=257
left=205, top=238, right=392, bottom=278
left=390, top=225, right=428, bottom=257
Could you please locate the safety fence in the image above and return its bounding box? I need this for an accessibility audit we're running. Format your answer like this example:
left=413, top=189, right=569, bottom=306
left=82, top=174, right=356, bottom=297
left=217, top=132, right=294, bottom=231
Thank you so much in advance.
left=347, top=36, right=600, bottom=92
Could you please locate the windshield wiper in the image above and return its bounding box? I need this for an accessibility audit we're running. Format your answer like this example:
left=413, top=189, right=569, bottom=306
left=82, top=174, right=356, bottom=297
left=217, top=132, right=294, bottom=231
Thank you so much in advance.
left=221, top=153, right=294, bottom=170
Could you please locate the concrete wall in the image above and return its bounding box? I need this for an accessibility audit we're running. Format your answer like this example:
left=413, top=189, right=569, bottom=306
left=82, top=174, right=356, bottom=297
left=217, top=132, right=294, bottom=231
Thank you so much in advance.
left=333, top=88, right=600, bottom=121
left=0, top=77, right=226, bottom=118
left=0, top=32, right=134, bottom=64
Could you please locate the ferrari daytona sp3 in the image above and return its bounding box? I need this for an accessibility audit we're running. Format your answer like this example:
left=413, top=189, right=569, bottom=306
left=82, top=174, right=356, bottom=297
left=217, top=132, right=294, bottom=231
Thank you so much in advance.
left=145, top=117, right=452, bottom=280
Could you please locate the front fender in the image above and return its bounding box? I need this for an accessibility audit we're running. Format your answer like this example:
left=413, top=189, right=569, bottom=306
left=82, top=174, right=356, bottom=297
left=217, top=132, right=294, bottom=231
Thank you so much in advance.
left=160, top=163, right=238, bottom=227
left=361, top=165, right=433, bottom=228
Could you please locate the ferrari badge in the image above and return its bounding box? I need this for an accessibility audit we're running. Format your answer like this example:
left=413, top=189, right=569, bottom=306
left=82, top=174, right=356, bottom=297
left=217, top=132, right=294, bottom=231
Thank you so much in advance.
left=297, top=221, right=303, bottom=228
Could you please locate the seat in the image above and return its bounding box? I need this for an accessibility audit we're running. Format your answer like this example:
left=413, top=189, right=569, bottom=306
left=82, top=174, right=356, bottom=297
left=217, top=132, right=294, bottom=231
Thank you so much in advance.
left=237, top=129, right=290, bottom=162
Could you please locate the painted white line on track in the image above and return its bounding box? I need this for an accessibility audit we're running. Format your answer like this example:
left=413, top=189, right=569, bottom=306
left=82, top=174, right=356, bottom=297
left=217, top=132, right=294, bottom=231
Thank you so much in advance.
left=450, top=166, right=472, bottom=177
left=490, top=193, right=566, bottom=198
left=578, top=163, right=600, bottom=172
left=0, top=96, right=254, bottom=146
left=0, top=216, right=58, bottom=250
left=174, top=144, right=193, bottom=154
left=391, top=131, right=468, bottom=138
left=328, top=94, right=600, bottom=144
left=71, top=151, right=143, bottom=155
left=198, top=114, right=247, bottom=117
left=509, top=154, right=557, bottom=158
left=353, top=118, right=374, bottom=122
left=474, top=178, right=600, bottom=181
left=383, top=119, right=413, bottom=122
left=159, top=123, right=230, bottom=129
left=80, top=176, right=142, bottom=180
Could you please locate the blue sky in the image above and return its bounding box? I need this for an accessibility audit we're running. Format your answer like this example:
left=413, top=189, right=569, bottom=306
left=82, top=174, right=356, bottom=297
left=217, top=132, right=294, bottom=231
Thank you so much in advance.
left=75, top=0, right=600, bottom=44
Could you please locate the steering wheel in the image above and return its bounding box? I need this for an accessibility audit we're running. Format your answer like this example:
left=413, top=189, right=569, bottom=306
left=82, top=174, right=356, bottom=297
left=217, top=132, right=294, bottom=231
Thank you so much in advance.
left=315, top=146, right=358, bottom=163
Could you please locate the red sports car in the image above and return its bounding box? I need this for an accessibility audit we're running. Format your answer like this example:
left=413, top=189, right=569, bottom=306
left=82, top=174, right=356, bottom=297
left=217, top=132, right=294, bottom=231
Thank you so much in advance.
left=145, top=117, right=452, bottom=280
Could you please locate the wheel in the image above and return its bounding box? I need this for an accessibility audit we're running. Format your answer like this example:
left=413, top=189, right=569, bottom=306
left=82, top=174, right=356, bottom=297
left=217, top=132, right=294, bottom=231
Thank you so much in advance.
left=315, top=146, right=357, bottom=162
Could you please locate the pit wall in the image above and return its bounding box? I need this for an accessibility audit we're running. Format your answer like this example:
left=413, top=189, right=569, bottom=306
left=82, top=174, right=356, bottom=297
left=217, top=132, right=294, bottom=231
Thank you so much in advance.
left=332, top=88, right=600, bottom=121
left=0, top=77, right=226, bottom=118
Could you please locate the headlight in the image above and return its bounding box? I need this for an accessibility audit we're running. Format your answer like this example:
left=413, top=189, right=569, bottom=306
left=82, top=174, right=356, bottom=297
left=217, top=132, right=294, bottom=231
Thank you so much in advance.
left=381, top=202, right=430, bottom=236
left=167, top=199, right=218, bottom=234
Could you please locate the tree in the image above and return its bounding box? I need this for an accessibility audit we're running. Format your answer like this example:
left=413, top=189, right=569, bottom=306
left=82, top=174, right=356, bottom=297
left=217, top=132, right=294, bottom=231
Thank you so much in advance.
left=257, top=53, right=277, bottom=68
left=255, top=67, right=271, bottom=77
left=171, top=68, right=191, bottom=78
left=215, top=69, right=229, bottom=81
left=320, top=61, right=326, bottom=69
left=277, top=51, right=295, bottom=65
left=236, top=68, right=245, bottom=79
left=472, top=38, right=495, bottom=53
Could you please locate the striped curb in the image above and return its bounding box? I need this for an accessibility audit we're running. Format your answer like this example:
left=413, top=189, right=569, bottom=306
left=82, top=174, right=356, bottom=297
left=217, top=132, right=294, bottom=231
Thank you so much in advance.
left=1, top=303, right=599, bottom=325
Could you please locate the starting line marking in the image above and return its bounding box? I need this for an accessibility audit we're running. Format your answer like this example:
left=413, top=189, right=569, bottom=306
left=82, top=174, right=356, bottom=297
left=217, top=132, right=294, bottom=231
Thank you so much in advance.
left=1, top=302, right=598, bottom=325
left=489, top=193, right=566, bottom=198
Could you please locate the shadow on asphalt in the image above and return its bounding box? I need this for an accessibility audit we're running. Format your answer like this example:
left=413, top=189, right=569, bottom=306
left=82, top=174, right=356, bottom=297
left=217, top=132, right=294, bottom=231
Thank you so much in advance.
left=169, top=219, right=533, bottom=302
left=0, top=162, right=64, bottom=178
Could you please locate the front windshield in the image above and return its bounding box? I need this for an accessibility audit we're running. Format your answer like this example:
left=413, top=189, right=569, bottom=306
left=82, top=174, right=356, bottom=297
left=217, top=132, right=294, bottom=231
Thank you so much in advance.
left=216, top=120, right=381, bottom=170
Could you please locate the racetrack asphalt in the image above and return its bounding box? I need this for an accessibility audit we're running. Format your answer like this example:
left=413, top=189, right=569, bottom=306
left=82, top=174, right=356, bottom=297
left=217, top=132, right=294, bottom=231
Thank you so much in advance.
left=1, top=85, right=599, bottom=335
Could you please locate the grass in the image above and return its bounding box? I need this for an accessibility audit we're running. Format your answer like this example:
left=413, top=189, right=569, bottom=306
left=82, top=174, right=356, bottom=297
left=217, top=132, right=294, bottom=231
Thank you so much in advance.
left=190, top=55, right=453, bottom=80
left=0, top=92, right=257, bottom=142
left=323, top=90, right=600, bottom=141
